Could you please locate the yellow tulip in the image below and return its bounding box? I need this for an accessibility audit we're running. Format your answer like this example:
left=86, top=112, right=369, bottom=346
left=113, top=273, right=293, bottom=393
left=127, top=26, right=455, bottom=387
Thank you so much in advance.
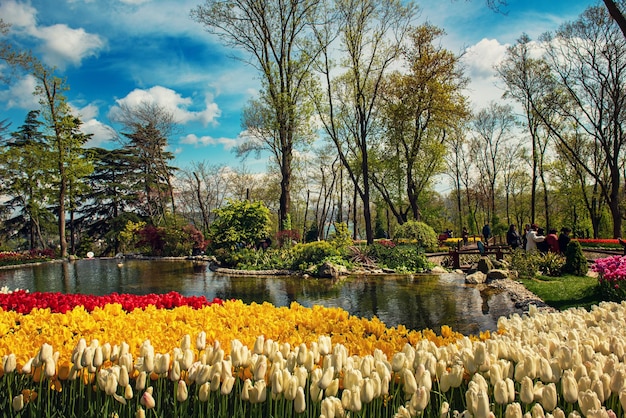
left=176, top=380, right=188, bottom=402
left=199, top=382, right=210, bottom=402
left=135, top=407, right=145, bottom=418
left=124, top=384, right=133, bottom=400
left=12, top=394, right=24, bottom=412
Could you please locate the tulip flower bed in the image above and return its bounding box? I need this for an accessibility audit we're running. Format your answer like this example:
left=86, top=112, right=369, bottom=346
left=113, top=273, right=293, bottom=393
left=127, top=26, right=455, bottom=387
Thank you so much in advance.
left=0, top=250, right=55, bottom=267
left=1, top=292, right=626, bottom=418
left=0, top=289, right=221, bottom=314
left=576, top=238, right=621, bottom=249
left=592, top=255, right=626, bottom=301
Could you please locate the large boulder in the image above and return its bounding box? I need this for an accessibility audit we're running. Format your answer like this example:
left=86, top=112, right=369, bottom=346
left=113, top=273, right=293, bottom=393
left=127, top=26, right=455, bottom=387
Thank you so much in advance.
left=477, top=257, right=494, bottom=274
left=466, top=271, right=487, bottom=284
left=317, top=261, right=348, bottom=278
left=487, top=269, right=509, bottom=281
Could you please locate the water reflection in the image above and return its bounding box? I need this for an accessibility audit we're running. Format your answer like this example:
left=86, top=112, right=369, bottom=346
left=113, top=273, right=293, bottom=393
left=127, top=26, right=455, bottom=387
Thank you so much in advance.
left=0, top=259, right=519, bottom=335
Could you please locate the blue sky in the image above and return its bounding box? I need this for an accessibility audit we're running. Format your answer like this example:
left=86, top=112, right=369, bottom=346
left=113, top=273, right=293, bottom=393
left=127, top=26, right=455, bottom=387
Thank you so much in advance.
left=0, top=0, right=595, bottom=174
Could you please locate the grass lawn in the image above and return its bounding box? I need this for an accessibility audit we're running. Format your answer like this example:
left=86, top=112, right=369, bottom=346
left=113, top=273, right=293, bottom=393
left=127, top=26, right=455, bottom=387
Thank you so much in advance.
left=519, top=274, right=603, bottom=311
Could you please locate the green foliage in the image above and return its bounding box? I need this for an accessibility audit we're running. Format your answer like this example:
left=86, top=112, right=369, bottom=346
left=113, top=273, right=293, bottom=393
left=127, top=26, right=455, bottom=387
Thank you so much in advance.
left=119, top=221, right=148, bottom=254
left=562, top=240, right=588, bottom=276
left=598, top=279, right=626, bottom=302
left=328, top=222, right=352, bottom=249
left=209, top=199, right=272, bottom=251
left=509, top=249, right=565, bottom=278
left=366, top=242, right=431, bottom=273
left=539, top=252, right=567, bottom=277
left=304, top=223, right=319, bottom=243
left=394, top=220, right=438, bottom=251
left=222, top=248, right=294, bottom=271
left=290, top=241, right=342, bottom=270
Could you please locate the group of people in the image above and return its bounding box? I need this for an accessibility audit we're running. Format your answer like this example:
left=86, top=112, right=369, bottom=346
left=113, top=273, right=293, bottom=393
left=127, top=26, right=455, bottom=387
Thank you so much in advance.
left=506, top=223, right=572, bottom=253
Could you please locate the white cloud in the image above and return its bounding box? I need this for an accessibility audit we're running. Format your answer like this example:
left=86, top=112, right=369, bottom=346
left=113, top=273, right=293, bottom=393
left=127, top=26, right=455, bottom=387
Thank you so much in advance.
left=461, top=38, right=509, bottom=110
left=180, top=133, right=239, bottom=150
left=81, top=118, right=116, bottom=147
left=0, top=75, right=39, bottom=109
left=463, top=38, right=508, bottom=79
left=34, top=24, right=105, bottom=68
left=0, top=0, right=104, bottom=69
left=0, top=0, right=37, bottom=29
left=111, top=86, right=221, bottom=126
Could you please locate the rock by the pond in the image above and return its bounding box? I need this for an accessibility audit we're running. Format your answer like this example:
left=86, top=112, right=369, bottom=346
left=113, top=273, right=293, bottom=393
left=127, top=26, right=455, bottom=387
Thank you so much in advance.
left=317, top=261, right=349, bottom=278
left=466, top=271, right=487, bottom=284
left=491, top=259, right=509, bottom=269
left=487, top=269, right=509, bottom=281
left=430, top=266, right=447, bottom=274
left=477, top=257, right=494, bottom=274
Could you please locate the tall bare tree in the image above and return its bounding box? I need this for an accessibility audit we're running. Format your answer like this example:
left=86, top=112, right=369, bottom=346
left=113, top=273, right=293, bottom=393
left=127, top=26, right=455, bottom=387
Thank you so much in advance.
left=538, top=5, right=626, bottom=238
left=497, top=34, right=555, bottom=225
left=191, top=0, right=328, bottom=231
left=471, top=102, right=516, bottom=226
left=313, top=0, right=416, bottom=244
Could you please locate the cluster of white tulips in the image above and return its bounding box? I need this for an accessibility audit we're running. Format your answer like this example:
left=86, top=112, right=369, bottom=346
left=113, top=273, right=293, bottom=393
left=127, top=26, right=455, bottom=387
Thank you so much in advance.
left=3, top=301, right=626, bottom=417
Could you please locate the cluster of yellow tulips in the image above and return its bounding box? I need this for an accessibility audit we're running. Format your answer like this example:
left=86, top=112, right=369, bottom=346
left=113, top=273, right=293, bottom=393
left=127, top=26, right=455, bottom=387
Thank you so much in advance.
left=1, top=296, right=626, bottom=417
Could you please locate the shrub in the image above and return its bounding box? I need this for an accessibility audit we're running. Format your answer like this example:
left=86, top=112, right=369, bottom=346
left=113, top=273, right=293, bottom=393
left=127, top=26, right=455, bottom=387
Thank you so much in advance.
left=209, top=199, right=272, bottom=251
left=366, top=243, right=431, bottom=273
left=328, top=222, right=353, bottom=249
left=290, top=241, right=342, bottom=270
left=394, top=220, right=438, bottom=251
left=562, top=240, right=588, bottom=276
left=508, top=249, right=565, bottom=278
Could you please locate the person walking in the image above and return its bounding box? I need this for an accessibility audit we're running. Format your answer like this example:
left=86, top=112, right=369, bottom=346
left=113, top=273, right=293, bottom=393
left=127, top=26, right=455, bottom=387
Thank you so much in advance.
left=482, top=223, right=491, bottom=245
left=462, top=227, right=469, bottom=246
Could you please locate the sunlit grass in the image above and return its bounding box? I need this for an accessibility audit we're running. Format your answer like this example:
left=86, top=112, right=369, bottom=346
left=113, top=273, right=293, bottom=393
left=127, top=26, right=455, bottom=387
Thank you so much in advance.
left=519, top=274, right=602, bottom=310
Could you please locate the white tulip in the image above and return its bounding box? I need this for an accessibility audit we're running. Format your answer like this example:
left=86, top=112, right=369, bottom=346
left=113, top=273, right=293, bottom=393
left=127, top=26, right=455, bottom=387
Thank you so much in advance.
left=504, top=402, right=523, bottom=418
left=294, top=386, right=306, bottom=413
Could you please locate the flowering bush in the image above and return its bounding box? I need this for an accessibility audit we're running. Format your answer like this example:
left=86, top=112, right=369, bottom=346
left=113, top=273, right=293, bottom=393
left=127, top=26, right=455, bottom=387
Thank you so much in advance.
left=0, top=249, right=55, bottom=267
left=592, top=255, right=626, bottom=301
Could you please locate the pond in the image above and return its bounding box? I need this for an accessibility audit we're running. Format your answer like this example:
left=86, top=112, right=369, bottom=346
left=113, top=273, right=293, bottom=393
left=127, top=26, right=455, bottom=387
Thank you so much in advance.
left=0, top=258, right=519, bottom=336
